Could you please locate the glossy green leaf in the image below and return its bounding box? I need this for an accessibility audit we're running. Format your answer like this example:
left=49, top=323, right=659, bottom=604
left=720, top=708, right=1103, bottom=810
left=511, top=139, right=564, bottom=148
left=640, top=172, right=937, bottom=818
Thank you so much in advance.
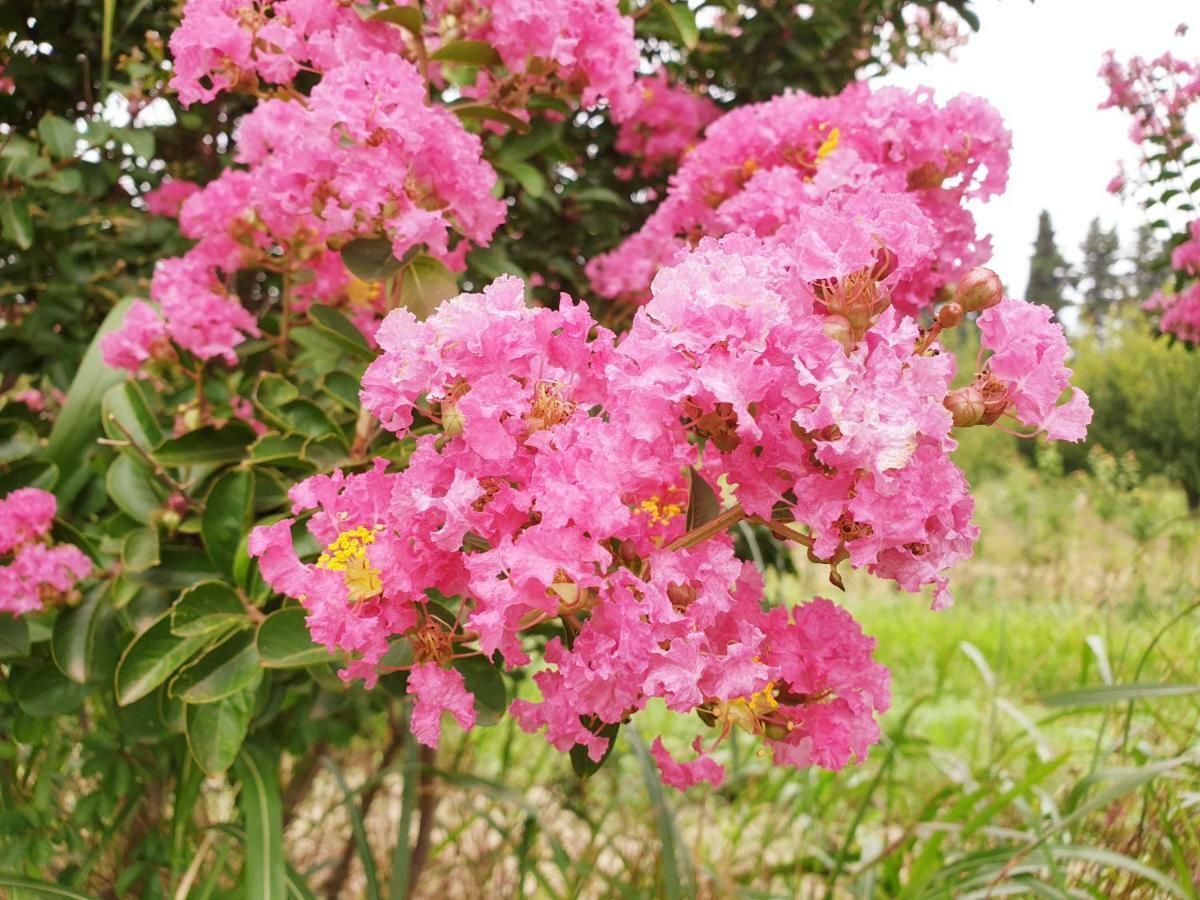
left=154, top=422, right=255, bottom=467
left=171, top=630, right=262, bottom=703
left=0, top=459, right=59, bottom=494
left=657, top=0, right=699, bottom=49
left=308, top=304, right=375, bottom=361
left=0, top=419, right=37, bottom=464
left=0, top=194, right=34, bottom=250
left=121, top=525, right=161, bottom=573
left=186, top=686, right=255, bottom=776
left=38, top=113, right=78, bottom=159
left=171, top=580, right=250, bottom=638
left=45, top=299, right=132, bottom=500
left=340, top=237, right=406, bottom=282
left=256, top=606, right=333, bottom=668
left=105, top=453, right=166, bottom=523
left=368, top=4, right=423, bottom=34
left=102, top=380, right=164, bottom=449
left=234, top=744, right=286, bottom=898
left=11, top=662, right=91, bottom=717
left=570, top=721, right=619, bottom=778
left=401, top=254, right=460, bottom=320
left=453, top=104, right=531, bottom=134
left=115, top=610, right=218, bottom=706
left=430, top=39, right=502, bottom=66
left=0, top=614, right=31, bottom=660
left=203, top=468, right=255, bottom=575
left=51, top=584, right=109, bottom=683
left=453, top=654, right=507, bottom=727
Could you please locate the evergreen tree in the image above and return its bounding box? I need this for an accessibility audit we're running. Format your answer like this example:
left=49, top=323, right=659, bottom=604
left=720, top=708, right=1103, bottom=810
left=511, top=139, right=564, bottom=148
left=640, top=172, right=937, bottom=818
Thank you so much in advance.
left=1078, top=217, right=1123, bottom=325
left=1126, top=223, right=1167, bottom=300
left=1026, top=210, right=1073, bottom=315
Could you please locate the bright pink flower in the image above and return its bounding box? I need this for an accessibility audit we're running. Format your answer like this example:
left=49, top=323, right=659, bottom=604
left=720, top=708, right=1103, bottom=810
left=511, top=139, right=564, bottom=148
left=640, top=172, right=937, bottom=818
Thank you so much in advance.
left=408, top=663, right=478, bottom=748
left=101, top=301, right=172, bottom=372
left=651, top=737, right=725, bottom=790
left=144, top=179, right=201, bottom=217
left=1171, top=220, right=1200, bottom=275
left=0, top=488, right=57, bottom=554
left=0, top=489, right=91, bottom=616
left=977, top=299, right=1094, bottom=441
left=612, top=71, right=721, bottom=176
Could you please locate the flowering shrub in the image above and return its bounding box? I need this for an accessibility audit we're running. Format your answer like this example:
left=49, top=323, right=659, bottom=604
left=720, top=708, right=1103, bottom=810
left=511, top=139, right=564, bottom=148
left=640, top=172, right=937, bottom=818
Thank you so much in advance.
left=1099, top=38, right=1200, bottom=342
left=0, top=0, right=1102, bottom=892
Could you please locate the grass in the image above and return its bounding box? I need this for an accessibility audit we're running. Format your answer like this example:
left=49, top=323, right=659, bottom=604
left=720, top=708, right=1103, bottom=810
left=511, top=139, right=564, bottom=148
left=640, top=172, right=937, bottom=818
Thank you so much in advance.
left=284, top=447, right=1200, bottom=898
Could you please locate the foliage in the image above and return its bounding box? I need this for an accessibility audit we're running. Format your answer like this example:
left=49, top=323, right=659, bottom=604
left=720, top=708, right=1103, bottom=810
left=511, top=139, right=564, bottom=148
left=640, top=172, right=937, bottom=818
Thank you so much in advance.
left=1073, top=311, right=1200, bottom=509
left=1078, top=216, right=1125, bottom=324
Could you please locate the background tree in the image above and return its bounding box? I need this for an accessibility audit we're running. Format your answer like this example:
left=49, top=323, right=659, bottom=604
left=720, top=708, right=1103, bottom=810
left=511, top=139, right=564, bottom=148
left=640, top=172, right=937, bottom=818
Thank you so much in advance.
left=1026, top=209, right=1073, bottom=316
left=1077, top=217, right=1124, bottom=325
left=1125, top=222, right=1168, bottom=300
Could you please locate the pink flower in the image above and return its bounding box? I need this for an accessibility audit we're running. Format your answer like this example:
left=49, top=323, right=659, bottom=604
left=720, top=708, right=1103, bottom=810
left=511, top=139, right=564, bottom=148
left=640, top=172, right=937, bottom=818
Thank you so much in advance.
left=0, top=489, right=91, bottom=616
left=651, top=737, right=725, bottom=790
left=408, top=663, right=478, bottom=748
left=101, top=301, right=172, bottom=372
left=977, top=299, right=1093, bottom=441
left=611, top=71, right=721, bottom=176
left=1171, top=220, right=1200, bottom=276
left=144, top=179, right=201, bottom=217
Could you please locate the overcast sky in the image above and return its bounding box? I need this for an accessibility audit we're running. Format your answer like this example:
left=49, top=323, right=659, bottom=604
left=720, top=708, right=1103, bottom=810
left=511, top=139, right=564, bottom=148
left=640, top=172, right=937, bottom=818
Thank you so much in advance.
left=877, top=0, right=1200, bottom=298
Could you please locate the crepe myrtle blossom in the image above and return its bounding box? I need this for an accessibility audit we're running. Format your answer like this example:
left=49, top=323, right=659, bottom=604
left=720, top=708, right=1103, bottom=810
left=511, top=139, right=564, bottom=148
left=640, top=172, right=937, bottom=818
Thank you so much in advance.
left=0, top=489, right=91, bottom=617
left=249, top=221, right=1088, bottom=787
left=611, top=71, right=722, bottom=177
left=587, top=82, right=1011, bottom=314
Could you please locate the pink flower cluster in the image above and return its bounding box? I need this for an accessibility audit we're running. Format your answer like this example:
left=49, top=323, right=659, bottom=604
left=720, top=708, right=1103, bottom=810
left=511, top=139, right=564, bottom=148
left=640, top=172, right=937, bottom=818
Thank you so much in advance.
left=1099, top=48, right=1200, bottom=145
left=587, top=83, right=1011, bottom=315
left=611, top=71, right=722, bottom=177
left=248, top=212, right=1087, bottom=786
left=1144, top=220, right=1200, bottom=343
left=426, top=0, right=637, bottom=109
left=0, top=489, right=91, bottom=617
left=107, top=6, right=506, bottom=373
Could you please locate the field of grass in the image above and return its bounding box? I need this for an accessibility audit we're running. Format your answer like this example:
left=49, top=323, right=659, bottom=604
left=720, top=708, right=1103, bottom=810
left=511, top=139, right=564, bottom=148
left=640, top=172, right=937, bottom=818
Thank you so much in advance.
left=284, top=439, right=1200, bottom=898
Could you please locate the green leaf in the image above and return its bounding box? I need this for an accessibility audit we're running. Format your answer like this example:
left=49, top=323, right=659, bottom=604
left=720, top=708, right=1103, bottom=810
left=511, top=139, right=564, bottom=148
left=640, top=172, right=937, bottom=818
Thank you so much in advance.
left=203, top=469, right=255, bottom=575
left=452, top=104, right=531, bottom=134
left=102, top=380, right=164, bottom=449
left=685, top=466, right=721, bottom=531
left=234, top=744, right=286, bottom=898
left=121, top=525, right=161, bottom=573
left=46, top=298, right=133, bottom=504
left=256, top=606, right=334, bottom=669
left=171, top=630, right=262, bottom=703
left=154, top=422, right=255, bottom=467
left=340, top=237, right=408, bottom=282
left=0, top=614, right=31, bottom=660
left=0, top=194, right=34, bottom=250
left=401, top=255, right=460, bottom=320
left=629, top=731, right=693, bottom=899
left=430, top=39, right=502, bottom=66
left=657, top=0, right=699, bottom=50
left=11, top=662, right=91, bottom=717
left=52, top=585, right=109, bottom=684
left=0, top=460, right=59, bottom=494
left=494, top=160, right=545, bottom=197
left=367, top=4, right=423, bottom=34
left=1042, top=683, right=1200, bottom=707
left=105, top=453, right=167, bottom=523
left=308, top=304, right=375, bottom=361
left=0, top=419, right=37, bottom=464
left=570, top=721, right=620, bottom=778
left=186, top=687, right=255, bottom=776
left=172, top=580, right=250, bottom=638
left=38, top=113, right=78, bottom=159
left=115, top=610, right=218, bottom=705
left=453, top=654, right=507, bottom=726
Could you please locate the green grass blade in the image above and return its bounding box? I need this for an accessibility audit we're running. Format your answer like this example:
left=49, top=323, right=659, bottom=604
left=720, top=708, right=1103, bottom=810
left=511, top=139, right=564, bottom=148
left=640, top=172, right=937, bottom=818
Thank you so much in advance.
left=627, top=730, right=693, bottom=900
left=234, top=744, right=286, bottom=899
left=323, top=759, right=381, bottom=900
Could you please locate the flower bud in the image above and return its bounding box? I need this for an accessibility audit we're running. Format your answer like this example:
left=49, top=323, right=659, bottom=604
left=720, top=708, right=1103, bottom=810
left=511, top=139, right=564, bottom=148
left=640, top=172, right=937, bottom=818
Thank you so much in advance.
left=943, top=385, right=985, bottom=427
left=822, top=314, right=854, bottom=352
left=936, top=302, right=964, bottom=329
left=441, top=399, right=465, bottom=437
left=956, top=267, right=1003, bottom=313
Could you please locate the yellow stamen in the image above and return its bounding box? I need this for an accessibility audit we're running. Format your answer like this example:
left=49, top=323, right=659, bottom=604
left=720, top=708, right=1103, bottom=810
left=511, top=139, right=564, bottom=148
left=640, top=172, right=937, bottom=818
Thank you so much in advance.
left=317, top=527, right=383, bottom=603
left=817, top=127, right=840, bottom=162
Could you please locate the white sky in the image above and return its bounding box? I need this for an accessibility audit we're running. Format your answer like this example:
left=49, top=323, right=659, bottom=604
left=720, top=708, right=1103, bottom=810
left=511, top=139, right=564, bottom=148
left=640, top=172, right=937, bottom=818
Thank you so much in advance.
left=877, top=0, right=1200, bottom=297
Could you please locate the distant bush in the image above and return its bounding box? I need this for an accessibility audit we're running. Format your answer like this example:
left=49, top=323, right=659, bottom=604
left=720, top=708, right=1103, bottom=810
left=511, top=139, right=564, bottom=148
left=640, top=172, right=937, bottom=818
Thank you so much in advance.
left=1074, top=313, right=1200, bottom=508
